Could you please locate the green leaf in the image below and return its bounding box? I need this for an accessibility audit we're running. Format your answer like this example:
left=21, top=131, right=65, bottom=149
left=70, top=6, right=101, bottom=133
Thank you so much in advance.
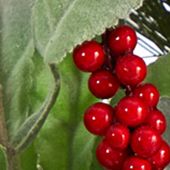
left=35, top=118, right=69, bottom=170
left=34, top=55, right=98, bottom=170
left=5, top=41, right=35, bottom=137
left=72, top=122, right=96, bottom=170
left=32, top=0, right=142, bottom=63
left=0, top=145, right=7, bottom=170
left=0, top=0, right=35, bottom=137
left=146, top=53, right=170, bottom=97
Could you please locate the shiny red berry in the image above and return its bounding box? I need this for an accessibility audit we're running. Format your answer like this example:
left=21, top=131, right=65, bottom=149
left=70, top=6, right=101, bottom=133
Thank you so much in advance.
left=73, top=40, right=105, bottom=72
left=116, top=96, right=148, bottom=127
left=88, top=70, right=120, bottom=99
left=105, top=123, right=130, bottom=150
left=149, top=141, right=170, bottom=169
left=133, top=83, right=160, bottom=107
left=146, top=109, right=166, bottom=134
left=108, top=25, right=137, bottom=56
left=96, top=140, right=128, bottom=169
left=123, top=156, right=152, bottom=170
left=131, top=126, right=162, bottom=158
left=115, top=54, right=147, bottom=86
left=84, top=102, right=113, bottom=135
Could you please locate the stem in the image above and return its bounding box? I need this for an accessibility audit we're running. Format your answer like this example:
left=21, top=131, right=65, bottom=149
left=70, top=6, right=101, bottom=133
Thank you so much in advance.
left=0, top=85, right=8, bottom=146
left=0, top=85, right=18, bottom=170
left=6, top=148, right=18, bottom=170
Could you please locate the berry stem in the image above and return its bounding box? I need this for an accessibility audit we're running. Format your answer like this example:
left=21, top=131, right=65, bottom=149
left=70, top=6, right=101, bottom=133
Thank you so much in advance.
left=125, top=85, right=133, bottom=96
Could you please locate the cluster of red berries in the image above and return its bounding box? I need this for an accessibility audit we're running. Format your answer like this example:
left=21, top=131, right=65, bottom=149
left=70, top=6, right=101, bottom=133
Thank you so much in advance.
left=73, top=25, right=170, bottom=170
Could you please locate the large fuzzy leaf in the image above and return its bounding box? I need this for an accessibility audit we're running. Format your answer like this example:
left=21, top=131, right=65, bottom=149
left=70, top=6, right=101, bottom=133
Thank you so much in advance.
left=0, top=0, right=57, bottom=168
left=32, top=0, right=142, bottom=63
left=0, top=0, right=35, bottom=137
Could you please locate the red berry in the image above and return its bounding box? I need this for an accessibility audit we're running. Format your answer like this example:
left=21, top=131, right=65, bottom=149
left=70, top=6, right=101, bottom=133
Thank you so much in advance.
left=105, top=123, right=130, bottom=150
left=96, top=140, right=128, bottom=169
left=131, top=126, right=162, bottom=158
left=108, top=25, right=137, bottom=56
left=123, top=156, right=152, bottom=170
left=73, top=40, right=105, bottom=72
left=146, top=109, right=166, bottom=134
left=149, top=141, right=170, bottom=169
left=115, top=54, right=147, bottom=86
left=84, top=102, right=113, bottom=135
left=88, top=70, right=120, bottom=99
left=116, top=96, right=148, bottom=127
left=133, top=83, right=160, bottom=107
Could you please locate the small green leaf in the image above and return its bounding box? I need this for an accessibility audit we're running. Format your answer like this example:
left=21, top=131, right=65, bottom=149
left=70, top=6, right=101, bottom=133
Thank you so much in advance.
left=0, top=145, right=7, bottom=170
left=72, top=122, right=96, bottom=170
left=35, top=118, right=69, bottom=170
left=146, top=53, right=170, bottom=97
left=32, top=0, right=142, bottom=63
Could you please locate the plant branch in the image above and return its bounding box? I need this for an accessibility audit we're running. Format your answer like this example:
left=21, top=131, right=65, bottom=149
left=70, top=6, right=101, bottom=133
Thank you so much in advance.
left=11, top=64, right=60, bottom=153
left=0, top=85, right=19, bottom=170
left=0, top=85, right=8, bottom=147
